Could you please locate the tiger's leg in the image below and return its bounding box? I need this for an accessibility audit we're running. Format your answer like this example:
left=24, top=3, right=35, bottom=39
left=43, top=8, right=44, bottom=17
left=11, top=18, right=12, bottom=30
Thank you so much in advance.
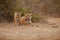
left=29, top=20, right=38, bottom=27
left=29, top=22, right=35, bottom=26
left=28, top=19, right=35, bottom=26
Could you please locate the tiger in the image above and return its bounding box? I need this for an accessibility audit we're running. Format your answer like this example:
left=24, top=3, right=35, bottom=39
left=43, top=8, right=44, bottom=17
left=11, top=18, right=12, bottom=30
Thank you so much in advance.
left=14, top=12, right=21, bottom=26
left=20, top=13, right=38, bottom=27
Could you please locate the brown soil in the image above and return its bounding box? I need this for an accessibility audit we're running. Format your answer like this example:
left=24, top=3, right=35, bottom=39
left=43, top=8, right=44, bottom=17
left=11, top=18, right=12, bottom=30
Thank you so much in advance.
left=0, top=18, right=60, bottom=40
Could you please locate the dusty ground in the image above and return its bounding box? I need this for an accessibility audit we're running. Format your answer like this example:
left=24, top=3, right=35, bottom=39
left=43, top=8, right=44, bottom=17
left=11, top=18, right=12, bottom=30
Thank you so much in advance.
left=0, top=18, right=60, bottom=40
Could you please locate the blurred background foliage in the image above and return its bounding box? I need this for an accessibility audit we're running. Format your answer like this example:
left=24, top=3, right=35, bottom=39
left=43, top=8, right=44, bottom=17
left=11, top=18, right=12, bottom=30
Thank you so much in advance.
left=0, top=0, right=60, bottom=22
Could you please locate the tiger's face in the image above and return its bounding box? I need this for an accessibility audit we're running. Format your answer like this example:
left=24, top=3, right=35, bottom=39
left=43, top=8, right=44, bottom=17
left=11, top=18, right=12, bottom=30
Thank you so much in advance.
left=20, top=13, right=32, bottom=26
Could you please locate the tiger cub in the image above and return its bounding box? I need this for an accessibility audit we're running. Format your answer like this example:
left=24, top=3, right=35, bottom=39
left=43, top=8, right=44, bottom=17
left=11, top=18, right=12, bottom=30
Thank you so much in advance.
left=14, top=12, right=21, bottom=26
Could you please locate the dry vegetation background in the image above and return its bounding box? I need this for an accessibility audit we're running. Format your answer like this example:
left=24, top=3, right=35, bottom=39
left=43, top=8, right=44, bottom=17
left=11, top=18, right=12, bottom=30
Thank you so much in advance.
left=0, top=0, right=60, bottom=40
left=0, top=0, right=60, bottom=22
